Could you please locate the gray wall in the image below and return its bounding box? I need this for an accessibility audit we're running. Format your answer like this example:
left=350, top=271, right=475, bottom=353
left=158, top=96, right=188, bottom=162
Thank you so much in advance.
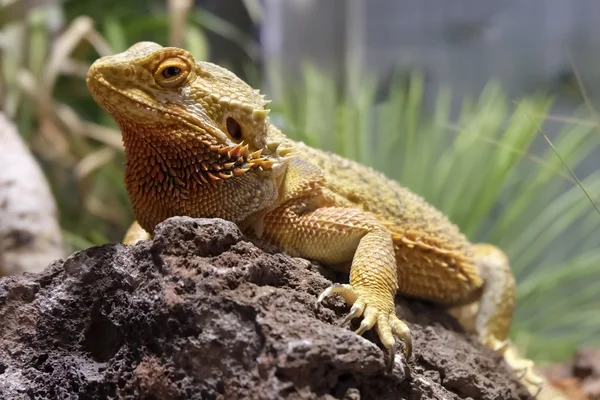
left=262, top=0, right=600, bottom=108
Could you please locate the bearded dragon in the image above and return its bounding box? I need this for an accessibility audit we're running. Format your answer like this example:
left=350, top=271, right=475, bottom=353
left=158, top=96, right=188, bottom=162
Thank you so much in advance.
left=86, top=42, right=554, bottom=398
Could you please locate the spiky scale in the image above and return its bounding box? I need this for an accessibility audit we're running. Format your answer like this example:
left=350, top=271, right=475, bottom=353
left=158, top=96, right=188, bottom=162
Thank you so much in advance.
left=266, top=141, right=280, bottom=152
left=250, top=149, right=262, bottom=159
left=207, top=172, right=219, bottom=181
left=233, top=167, right=249, bottom=176
left=219, top=146, right=233, bottom=155
left=175, top=177, right=186, bottom=187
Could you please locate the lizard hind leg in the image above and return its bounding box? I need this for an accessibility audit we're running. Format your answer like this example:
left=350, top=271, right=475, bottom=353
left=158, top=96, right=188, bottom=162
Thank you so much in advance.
left=470, top=243, right=547, bottom=397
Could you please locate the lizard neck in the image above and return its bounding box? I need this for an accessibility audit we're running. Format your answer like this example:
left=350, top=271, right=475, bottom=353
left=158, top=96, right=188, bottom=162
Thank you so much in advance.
left=121, top=126, right=282, bottom=233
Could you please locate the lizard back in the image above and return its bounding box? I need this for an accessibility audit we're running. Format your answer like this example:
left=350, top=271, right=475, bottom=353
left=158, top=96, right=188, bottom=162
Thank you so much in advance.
left=296, top=142, right=483, bottom=304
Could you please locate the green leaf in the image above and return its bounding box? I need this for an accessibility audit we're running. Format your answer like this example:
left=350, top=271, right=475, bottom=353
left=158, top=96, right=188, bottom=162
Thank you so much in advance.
left=185, top=24, right=209, bottom=61
left=103, top=17, right=127, bottom=53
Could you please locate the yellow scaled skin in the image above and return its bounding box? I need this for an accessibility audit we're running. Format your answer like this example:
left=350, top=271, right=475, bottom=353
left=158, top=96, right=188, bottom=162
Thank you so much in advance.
left=87, top=42, right=554, bottom=398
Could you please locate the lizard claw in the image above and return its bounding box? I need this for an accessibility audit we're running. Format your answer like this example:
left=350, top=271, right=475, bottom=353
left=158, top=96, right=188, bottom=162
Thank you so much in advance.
left=387, top=342, right=397, bottom=372
left=516, top=365, right=528, bottom=380
left=317, top=283, right=353, bottom=304
left=341, top=301, right=365, bottom=326
left=317, top=283, right=412, bottom=369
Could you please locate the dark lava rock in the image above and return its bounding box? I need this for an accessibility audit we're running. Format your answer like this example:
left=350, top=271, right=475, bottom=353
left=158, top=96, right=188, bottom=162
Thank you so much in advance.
left=0, top=217, right=531, bottom=400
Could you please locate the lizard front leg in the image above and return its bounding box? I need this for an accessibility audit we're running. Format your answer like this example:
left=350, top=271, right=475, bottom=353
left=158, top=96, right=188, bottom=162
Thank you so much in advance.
left=123, top=221, right=151, bottom=245
left=262, top=205, right=411, bottom=369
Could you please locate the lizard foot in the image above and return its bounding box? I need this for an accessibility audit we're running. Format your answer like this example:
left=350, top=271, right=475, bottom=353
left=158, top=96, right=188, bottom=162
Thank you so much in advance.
left=491, top=339, right=545, bottom=398
left=317, top=283, right=412, bottom=371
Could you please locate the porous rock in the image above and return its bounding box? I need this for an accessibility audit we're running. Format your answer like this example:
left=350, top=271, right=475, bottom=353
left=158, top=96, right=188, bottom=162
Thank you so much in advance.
left=0, top=217, right=531, bottom=399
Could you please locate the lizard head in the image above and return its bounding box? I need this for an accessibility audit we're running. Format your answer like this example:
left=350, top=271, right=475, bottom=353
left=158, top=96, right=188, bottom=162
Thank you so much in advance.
left=86, top=42, right=296, bottom=230
left=86, top=41, right=294, bottom=181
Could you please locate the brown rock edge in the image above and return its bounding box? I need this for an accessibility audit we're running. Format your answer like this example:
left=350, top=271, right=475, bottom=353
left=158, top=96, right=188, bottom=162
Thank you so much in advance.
left=542, top=347, right=600, bottom=400
left=0, top=217, right=533, bottom=400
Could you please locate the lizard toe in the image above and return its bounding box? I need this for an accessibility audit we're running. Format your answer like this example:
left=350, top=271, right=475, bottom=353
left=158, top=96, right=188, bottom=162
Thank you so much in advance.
left=317, top=283, right=358, bottom=305
left=355, top=306, right=378, bottom=335
left=367, top=307, right=412, bottom=371
left=341, top=299, right=366, bottom=326
left=492, top=338, right=548, bottom=398
left=390, top=315, right=412, bottom=359
left=318, top=284, right=411, bottom=371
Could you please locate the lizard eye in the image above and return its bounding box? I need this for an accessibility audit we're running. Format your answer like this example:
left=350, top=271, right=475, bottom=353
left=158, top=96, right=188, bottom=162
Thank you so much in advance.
left=226, top=117, right=242, bottom=141
left=162, top=66, right=181, bottom=78
left=155, top=59, right=189, bottom=88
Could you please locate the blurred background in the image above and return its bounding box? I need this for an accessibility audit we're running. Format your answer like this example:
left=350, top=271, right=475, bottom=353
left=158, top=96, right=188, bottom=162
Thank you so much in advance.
left=1, top=0, right=599, bottom=365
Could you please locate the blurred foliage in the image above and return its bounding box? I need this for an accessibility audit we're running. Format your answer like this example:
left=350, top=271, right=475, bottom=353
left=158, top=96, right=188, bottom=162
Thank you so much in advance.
left=0, top=0, right=260, bottom=248
left=1, top=0, right=599, bottom=363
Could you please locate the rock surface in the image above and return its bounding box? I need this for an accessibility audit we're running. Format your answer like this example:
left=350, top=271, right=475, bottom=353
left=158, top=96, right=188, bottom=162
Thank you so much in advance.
left=543, top=347, right=600, bottom=400
left=0, top=217, right=532, bottom=399
left=0, top=112, right=64, bottom=276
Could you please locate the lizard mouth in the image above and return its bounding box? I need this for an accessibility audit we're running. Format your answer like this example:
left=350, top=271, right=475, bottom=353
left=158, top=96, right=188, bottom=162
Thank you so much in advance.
left=87, top=74, right=298, bottom=181
left=86, top=74, right=230, bottom=144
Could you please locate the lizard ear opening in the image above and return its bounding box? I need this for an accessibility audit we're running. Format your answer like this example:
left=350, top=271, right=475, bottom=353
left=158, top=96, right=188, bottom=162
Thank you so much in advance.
left=226, top=117, right=243, bottom=141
